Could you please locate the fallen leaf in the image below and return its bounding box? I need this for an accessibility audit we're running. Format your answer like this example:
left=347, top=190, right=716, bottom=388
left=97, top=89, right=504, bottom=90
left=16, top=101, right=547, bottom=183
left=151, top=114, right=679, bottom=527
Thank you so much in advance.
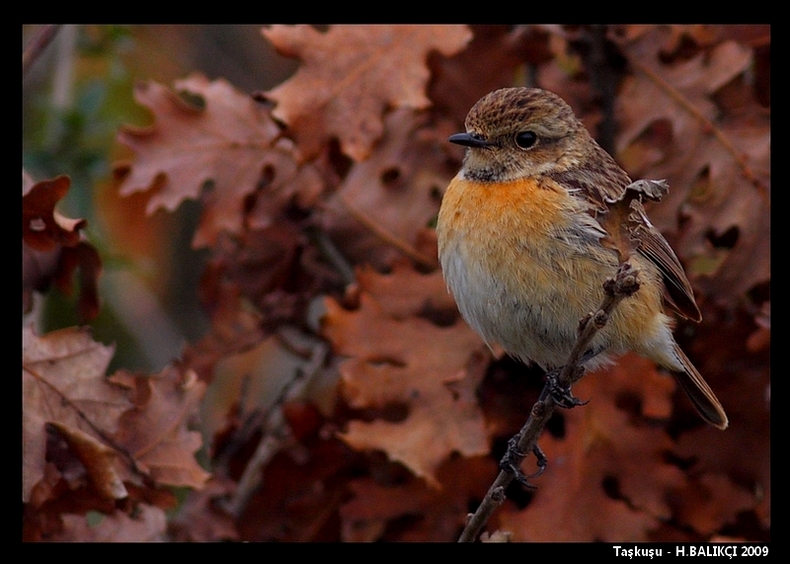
left=48, top=422, right=128, bottom=500
left=354, top=263, right=458, bottom=321
left=53, top=242, right=103, bottom=322
left=673, top=310, right=770, bottom=532
left=430, top=25, right=550, bottom=124
left=169, top=477, right=240, bottom=541
left=237, top=437, right=356, bottom=541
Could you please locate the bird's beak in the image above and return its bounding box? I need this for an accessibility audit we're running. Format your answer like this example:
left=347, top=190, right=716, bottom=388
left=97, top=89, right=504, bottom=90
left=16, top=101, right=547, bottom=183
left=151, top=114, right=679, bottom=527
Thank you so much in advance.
left=449, top=132, right=492, bottom=148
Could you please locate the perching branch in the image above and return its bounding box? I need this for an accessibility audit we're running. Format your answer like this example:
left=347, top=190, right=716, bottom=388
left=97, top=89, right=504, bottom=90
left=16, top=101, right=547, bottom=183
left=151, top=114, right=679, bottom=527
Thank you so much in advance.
left=457, top=262, right=640, bottom=543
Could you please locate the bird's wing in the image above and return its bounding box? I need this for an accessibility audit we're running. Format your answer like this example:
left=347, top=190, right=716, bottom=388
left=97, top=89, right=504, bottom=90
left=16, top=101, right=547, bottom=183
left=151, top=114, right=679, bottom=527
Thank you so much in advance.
left=631, top=200, right=701, bottom=321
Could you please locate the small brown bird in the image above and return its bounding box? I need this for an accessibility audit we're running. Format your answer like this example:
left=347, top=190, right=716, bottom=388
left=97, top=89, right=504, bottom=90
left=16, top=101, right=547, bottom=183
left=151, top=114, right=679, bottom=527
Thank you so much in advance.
left=436, top=87, right=727, bottom=429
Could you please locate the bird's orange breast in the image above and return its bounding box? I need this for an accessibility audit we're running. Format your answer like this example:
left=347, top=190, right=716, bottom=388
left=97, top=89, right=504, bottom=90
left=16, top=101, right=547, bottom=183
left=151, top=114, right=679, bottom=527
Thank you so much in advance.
left=436, top=172, right=665, bottom=367
left=438, top=174, right=573, bottom=243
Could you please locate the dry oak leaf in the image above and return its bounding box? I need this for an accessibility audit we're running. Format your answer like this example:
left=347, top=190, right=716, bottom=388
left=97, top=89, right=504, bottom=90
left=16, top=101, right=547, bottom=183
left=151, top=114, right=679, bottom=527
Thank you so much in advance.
left=23, top=174, right=84, bottom=251
left=110, top=367, right=210, bottom=489
left=22, top=326, right=130, bottom=503
left=617, top=36, right=753, bottom=160
left=430, top=25, right=550, bottom=124
left=497, top=358, right=686, bottom=541
left=322, top=265, right=489, bottom=487
left=321, top=108, right=454, bottom=269
left=354, top=262, right=458, bottom=321
left=116, top=74, right=312, bottom=247
left=615, top=28, right=769, bottom=306
left=262, top=24, right=473, bottom=162
left=181, top=280, right=266, bottom=383
left=23, top=173, right=102, bottom=321
left=47, top=422, right=128, bottom=501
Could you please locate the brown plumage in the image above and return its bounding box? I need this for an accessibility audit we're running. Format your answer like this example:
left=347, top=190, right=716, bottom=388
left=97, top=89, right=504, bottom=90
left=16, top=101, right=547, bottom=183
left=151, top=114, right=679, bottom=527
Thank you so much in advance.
left=437, top=87, right=727, bottom=429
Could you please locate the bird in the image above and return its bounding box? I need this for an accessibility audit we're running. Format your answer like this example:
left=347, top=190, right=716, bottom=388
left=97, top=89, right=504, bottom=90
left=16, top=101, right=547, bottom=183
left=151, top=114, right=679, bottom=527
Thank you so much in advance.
left=436, top=87, right=727, bottom=429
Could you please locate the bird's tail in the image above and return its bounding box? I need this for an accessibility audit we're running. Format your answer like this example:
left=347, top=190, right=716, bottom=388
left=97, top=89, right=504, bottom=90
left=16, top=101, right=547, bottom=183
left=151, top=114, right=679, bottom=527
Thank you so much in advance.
left=671, top=344, right=728, bottom=430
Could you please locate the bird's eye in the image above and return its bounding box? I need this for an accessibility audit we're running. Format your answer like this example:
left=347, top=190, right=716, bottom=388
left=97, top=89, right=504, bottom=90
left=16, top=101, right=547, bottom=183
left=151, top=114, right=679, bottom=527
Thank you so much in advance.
left=514, top=131, right=537, bottom=149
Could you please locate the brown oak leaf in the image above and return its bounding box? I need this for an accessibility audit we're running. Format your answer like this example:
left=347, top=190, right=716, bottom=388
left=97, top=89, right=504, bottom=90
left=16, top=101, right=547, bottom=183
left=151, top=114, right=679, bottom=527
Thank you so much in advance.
left=110, top=366, right=211, bottom=489
left=322, top=264, right=489, bottom=487
left=235, top=435, right=355, bottom=541
left=22, top=173, right=102, bottom=321
left=615, top=26, right=769, bottom=308
left=430, top=25, right=552, bottom=124
left=182, top=280, right=266, bottom=383
left=116, top=74, right=315, bottom=247
left=262, top=24, right=472, bottom=162
left=22, top=174, right=85, bottom=251
left=353, top=263, right=458, bottom=321
left=321, top=108, right=456, bottom=269
left=672, top=316, right=770, bottom=532
left=48, top=422, right=128, bottom=501
left=22, top=326, right=129, bottom=502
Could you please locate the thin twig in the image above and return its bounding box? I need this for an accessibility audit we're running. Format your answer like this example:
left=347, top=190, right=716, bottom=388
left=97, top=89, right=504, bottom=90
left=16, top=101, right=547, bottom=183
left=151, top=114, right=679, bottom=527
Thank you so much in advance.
left=22, top=25, right=61, bottom=79
left=219, top=333, right=329, bottom=518
left=457, top=263, right=640, bottom=542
